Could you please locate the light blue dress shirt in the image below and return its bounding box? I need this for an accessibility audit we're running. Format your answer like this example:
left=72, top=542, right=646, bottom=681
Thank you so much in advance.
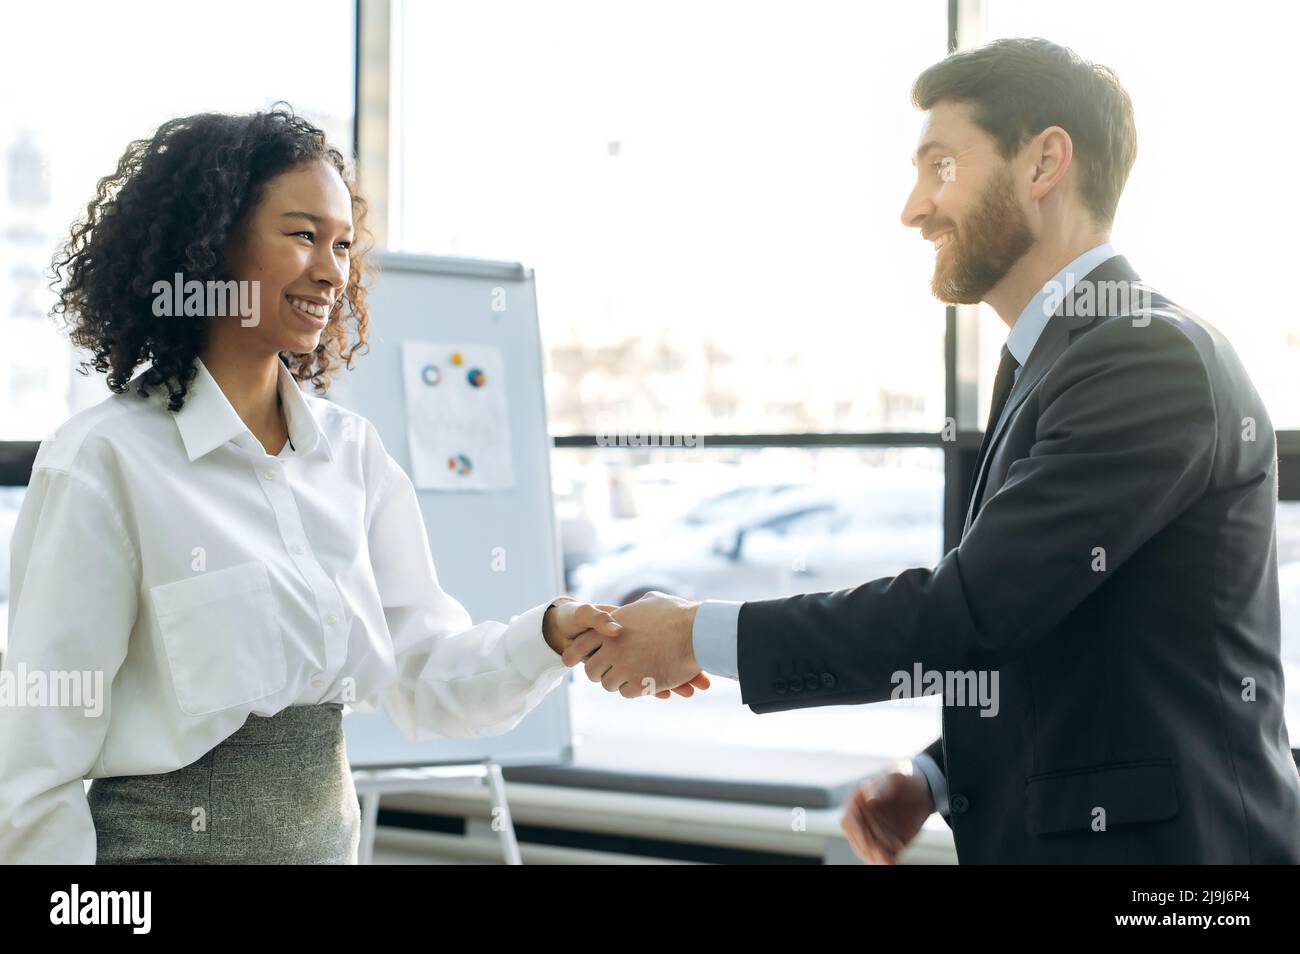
left=1002, top=241, right=1116, bottom=383
left=691, top=242, right=1118, bottom=817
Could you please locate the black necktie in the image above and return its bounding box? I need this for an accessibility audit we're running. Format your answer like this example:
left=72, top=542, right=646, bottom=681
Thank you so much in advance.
left=968, top=344, right=1020, bottom=503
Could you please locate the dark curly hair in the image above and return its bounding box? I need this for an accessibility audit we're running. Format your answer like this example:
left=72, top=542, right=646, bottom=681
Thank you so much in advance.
left=51, top=103, right=373, bottom=412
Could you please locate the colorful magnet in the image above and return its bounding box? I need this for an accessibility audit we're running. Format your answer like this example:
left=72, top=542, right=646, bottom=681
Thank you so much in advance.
left=450, top=351, right=464, bottom=366
left=467, top=368, right=486, bottom=388
left=421, top=364, right=442, bottom=386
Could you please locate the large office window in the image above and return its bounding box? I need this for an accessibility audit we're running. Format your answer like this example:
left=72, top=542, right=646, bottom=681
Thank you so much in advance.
left=392, top=0, right=948, bottom=438
left=389, top=0, right=950, bottom=764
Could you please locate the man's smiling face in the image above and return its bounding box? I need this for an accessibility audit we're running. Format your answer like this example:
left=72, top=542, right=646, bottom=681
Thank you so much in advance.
left=900, top=100, right=1036, bottom=304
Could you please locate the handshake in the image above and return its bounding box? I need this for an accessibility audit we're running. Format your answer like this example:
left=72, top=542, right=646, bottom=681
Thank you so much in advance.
left=542, top=590, right=936, bottom=864
left=541, top=591, right=712, bottom=699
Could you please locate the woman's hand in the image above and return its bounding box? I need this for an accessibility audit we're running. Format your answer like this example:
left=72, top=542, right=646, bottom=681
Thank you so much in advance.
left=543, top=598, right=712, bottom=699
left=543, top=598, right=623, bottom=655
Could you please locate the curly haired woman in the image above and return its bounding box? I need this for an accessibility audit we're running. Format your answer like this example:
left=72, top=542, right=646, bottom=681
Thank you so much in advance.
left=0, top=105, right=707, bottom=864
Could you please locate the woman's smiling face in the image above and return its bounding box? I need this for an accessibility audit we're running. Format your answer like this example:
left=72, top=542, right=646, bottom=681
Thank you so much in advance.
left=220, top=159, right=355, bottom=356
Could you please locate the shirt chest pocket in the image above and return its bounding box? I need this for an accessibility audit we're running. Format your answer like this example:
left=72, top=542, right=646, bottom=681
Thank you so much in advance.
left=150, top=560, right=288, bottom=716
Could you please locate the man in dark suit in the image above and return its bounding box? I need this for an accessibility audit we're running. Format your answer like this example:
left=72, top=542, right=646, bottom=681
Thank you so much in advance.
left=565, top=38, right=1300, bottom=863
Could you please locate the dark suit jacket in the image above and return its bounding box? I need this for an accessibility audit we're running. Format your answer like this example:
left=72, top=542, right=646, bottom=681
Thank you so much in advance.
left=736, top=254, right=1300, bottom=863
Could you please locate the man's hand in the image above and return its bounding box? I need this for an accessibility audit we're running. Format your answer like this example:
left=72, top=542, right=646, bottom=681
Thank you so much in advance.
left=546, top=596, right=709, bottom=698
left=840, top=760, right=935, bottom=864
left=565, top=591, right=706, bottom=699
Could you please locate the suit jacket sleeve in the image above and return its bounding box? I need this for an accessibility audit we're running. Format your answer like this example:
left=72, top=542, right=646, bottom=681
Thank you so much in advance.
left=736, top=315, right=1218, bottom=713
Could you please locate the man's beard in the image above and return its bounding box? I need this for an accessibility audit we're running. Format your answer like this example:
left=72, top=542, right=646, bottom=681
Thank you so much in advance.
left=931, top=164, right=1035, bottom=304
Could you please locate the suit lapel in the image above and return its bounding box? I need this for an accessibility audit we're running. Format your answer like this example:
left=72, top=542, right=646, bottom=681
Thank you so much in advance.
left=963, top=254, right=1145, bottom=535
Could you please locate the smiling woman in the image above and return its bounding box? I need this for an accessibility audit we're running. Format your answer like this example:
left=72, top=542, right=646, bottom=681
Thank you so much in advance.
left=51, top=104, right=374, bottom=411
left=0, top=105, right=667, bottom=865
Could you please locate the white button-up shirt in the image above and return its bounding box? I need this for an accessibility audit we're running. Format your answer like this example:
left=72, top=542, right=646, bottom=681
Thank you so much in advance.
left=0, top=355, right=568, bottom=863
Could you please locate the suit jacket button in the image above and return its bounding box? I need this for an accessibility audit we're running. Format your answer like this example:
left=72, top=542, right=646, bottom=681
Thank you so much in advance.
left=821, top=672, right=835, bottom=688
left=789, top=678, right=803, bottom=693
left=774, top=678, right=787, bottom=694
left=804, top=673, right=819, bottom=691
left=950, top=793, right=970, bottom=814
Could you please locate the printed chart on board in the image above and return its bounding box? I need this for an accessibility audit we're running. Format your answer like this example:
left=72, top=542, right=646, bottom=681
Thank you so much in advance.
left=400, top=340, right=516, bottom=492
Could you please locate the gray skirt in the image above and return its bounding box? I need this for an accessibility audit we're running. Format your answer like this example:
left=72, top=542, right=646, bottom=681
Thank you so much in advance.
left=88, top=703, right=360, bottom=864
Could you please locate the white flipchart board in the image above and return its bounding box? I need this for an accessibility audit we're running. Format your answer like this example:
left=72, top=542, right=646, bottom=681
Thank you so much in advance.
left=329, top=251, right=572, bottom=769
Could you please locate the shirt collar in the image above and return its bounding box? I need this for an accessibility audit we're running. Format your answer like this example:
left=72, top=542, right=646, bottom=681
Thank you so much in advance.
left=1006, top=242, right=1117, bottom=368
left=170, top=356, right=333, bottom=462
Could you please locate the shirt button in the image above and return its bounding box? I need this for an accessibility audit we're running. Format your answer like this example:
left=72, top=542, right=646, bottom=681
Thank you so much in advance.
left=325, top=613, right=338, bottom=626
left=290, top=543, right=305, bottom=555
left=262, top=468, right=277, bottom=480
left=950, top=793, right=970, bottom=814
left=311, top=678, right=324, bottom=689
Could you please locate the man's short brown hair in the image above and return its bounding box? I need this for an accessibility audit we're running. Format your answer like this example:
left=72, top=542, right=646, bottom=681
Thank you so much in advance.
left=911, top=37, right=1137, bottom=228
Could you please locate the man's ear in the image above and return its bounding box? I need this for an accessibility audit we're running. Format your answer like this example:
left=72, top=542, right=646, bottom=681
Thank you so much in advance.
left=1027, top=125, right=1073, bottom=200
